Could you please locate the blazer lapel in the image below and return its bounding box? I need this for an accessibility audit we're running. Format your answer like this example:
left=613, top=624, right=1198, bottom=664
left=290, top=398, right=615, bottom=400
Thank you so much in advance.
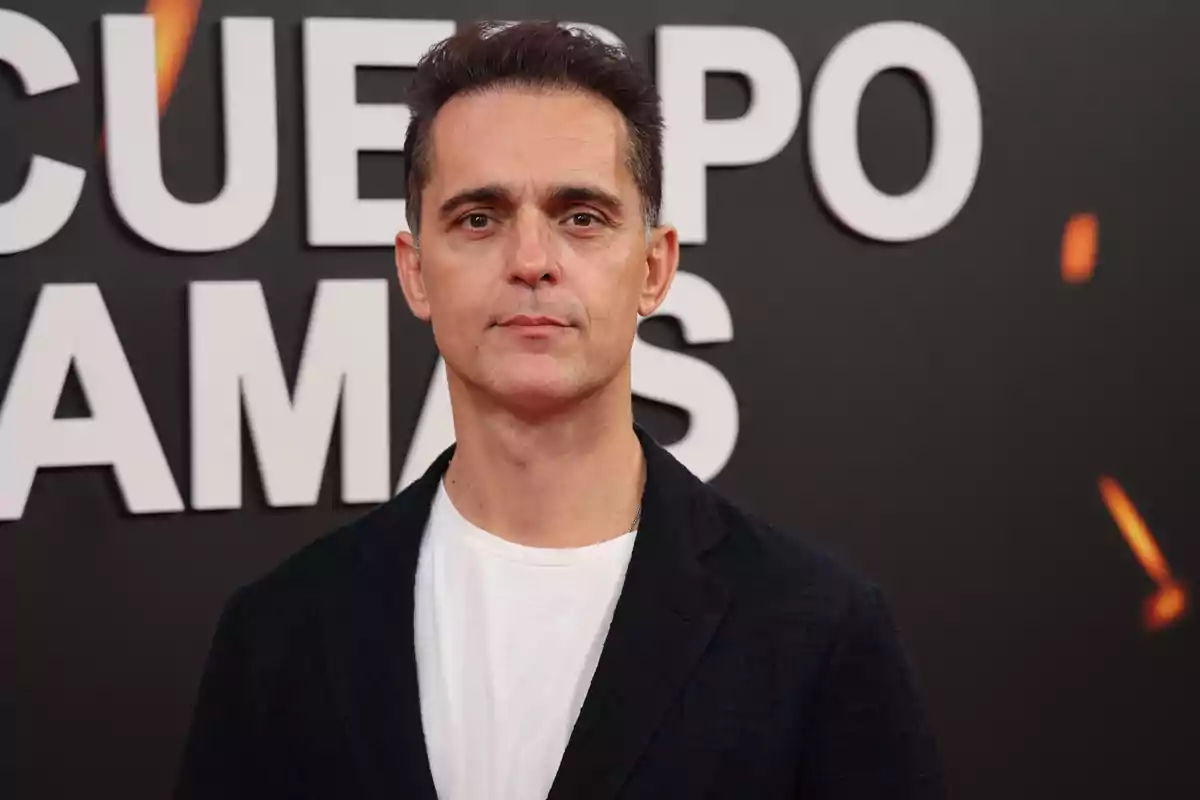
left=319, top=445, right=455, bottom=800
left=547, top=428, right=733, bottom=800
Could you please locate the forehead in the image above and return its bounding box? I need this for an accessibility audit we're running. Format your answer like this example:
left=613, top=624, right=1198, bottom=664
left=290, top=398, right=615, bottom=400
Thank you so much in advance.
left=424, top=86, right=635, bottom=199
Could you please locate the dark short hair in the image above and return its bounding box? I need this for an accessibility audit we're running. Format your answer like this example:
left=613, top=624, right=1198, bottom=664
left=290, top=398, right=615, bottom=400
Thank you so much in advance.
left=402, top=21, right=663, bottom=233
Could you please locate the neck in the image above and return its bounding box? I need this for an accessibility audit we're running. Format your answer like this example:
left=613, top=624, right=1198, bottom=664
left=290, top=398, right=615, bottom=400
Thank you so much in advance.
left=441, top=368, right=645, bottom=549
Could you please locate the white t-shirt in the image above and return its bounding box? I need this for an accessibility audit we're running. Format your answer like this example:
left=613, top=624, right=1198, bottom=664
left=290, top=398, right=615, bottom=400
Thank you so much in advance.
left=414, top=479, right=638, bottom=800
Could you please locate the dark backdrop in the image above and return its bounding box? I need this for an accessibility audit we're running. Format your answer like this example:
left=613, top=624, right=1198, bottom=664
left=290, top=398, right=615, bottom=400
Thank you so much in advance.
left=3, top=1, right=1198, bottom=798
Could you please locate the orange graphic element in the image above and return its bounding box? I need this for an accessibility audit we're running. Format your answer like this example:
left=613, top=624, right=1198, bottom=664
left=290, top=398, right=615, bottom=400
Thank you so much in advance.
left=1062, top=213, right=1099, bottom=284
left=145, top=0, right=203, bottom=115
left=1098, top=476, right=1188, bottom=630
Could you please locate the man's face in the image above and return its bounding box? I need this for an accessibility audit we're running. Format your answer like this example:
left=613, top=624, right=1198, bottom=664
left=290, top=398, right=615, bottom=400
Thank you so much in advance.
left=395, top=86, right=677, bottom=416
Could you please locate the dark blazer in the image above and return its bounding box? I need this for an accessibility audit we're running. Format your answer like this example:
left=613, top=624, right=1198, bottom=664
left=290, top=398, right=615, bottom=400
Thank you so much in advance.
left=175, top=427, right=946, bottom=799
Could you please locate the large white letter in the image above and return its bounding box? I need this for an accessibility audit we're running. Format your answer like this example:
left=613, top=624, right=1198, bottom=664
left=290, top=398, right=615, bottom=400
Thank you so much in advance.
left=0, top=285, right=183, bottom=521
left=102, top=15, right=277, bottom=252
left=0, top=10, right=86, bottom=255
left=190, top=280, right=390, bottom=510
left=809, top=22, right=982, bottom=242
left=304, top=18, right=455, bottom=246
left=632, top=271, right=738, bottom=481
left=658, top=26, right=802, bottom=245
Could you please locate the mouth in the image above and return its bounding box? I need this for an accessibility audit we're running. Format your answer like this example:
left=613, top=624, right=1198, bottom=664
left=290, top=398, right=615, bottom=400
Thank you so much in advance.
left=497, top=314, right=571, bottom=328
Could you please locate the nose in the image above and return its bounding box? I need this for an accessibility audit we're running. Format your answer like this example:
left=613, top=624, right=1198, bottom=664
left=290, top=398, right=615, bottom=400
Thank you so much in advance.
left=507, top=209, right=560, bottom=288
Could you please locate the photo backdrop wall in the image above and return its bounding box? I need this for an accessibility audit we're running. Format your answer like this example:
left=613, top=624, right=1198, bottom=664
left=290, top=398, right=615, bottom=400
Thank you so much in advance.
left=3, top=1, right=1198, bottom=798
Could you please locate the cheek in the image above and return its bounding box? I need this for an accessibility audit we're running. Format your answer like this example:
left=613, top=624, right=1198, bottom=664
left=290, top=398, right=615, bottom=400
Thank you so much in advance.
left=424, top=269, right=492, bottom=345
left=578, top=262, right=642, bottom=328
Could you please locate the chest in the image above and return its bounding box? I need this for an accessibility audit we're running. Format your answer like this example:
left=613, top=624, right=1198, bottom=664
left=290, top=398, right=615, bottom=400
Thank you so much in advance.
left=413, top=534, right=637, bottom=799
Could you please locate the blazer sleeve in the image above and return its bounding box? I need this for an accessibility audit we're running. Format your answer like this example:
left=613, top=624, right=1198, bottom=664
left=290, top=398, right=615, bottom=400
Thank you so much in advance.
left=795, top=582, right=947, bottom=799
left=173, top=587, right=269, bottom=800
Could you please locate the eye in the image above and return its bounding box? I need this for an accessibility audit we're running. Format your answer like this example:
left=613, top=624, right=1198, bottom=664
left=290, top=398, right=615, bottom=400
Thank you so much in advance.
left=566, top=211, right=601, bottom=228
left=453, top=210, right=496, bottom=233
left=461, top=212, right=491, bottom=230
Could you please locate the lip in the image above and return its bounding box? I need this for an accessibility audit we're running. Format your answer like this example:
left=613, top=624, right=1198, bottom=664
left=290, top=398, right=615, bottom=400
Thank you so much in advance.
left=498, top=315, right=570, bottom=327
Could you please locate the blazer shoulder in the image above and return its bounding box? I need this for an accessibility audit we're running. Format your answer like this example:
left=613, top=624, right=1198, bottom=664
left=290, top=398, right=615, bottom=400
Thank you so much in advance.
left=702, top=486, right=881, bottom=627
left=227, top=495, right=411, bottom=625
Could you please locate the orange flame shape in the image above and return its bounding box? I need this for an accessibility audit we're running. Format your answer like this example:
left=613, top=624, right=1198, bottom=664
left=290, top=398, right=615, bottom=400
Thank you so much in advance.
left=1098, top=476, right=1188, bottom=630
left=145, top=0, right=202, bottom=116
left=1062, top=213, right=1099, bottom=284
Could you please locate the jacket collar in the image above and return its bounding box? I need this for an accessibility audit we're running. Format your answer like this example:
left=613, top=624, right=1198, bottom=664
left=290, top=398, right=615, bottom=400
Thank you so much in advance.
left=323, top=424, right=733, bottom=800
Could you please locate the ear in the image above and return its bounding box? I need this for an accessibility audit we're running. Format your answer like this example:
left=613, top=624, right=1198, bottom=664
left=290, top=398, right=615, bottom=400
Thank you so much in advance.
left=395, top=230, right=431, bottom=322
left=638, top=224, right=680, bottom=317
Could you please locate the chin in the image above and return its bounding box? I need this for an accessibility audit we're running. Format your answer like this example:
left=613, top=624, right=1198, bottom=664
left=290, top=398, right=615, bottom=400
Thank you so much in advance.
left=485, top=360, right=594, bottom=415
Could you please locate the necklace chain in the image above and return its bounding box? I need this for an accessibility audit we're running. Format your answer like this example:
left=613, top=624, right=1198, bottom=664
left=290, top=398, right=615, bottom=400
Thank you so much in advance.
left=628, top=506, right=642, bottom=533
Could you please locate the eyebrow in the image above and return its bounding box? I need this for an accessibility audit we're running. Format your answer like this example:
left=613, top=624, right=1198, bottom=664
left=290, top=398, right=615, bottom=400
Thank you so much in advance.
left=437, top=185, right=513, bottom=221
left=546, top=185, right=624, bottom=218
left=436, top=183, right=627, bottom=222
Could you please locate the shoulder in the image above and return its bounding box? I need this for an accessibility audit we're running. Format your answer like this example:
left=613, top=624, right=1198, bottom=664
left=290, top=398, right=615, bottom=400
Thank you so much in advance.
left=698, top=482, right=883, bottom=633
left=229, top=445, right=453, bottom=623
left=641, top=428, right=875, bottom=625
left=218, top=496, right=411, bottom=639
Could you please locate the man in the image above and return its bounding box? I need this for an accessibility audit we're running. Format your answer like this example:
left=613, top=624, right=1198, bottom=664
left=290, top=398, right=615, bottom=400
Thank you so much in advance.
left=175, top=20, right=946, bottom=800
